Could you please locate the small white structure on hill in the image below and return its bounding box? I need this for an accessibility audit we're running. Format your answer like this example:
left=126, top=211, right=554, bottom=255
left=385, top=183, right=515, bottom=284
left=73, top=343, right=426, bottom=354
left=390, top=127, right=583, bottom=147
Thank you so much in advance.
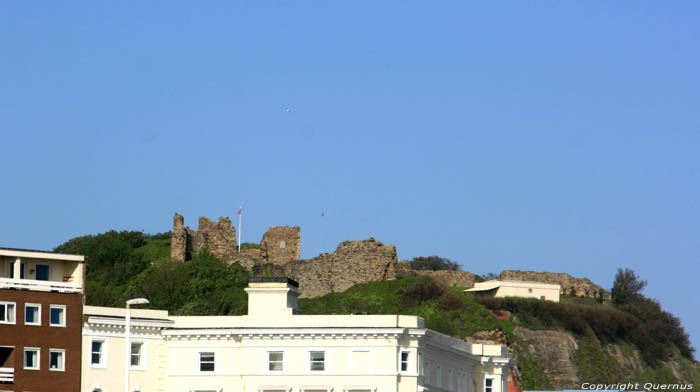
left=465, top=280, right=561, bottom=302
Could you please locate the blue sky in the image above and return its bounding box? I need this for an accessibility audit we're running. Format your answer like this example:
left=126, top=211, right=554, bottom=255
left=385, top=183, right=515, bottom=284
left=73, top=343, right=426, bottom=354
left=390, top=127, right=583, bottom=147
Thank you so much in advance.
left=1, top=2, right=699, bottom=353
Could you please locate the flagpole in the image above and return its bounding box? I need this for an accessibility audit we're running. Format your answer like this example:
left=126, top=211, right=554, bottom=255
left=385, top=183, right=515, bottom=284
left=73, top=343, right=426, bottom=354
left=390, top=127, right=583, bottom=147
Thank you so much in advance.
left=238, top=206, right=242, bottom=252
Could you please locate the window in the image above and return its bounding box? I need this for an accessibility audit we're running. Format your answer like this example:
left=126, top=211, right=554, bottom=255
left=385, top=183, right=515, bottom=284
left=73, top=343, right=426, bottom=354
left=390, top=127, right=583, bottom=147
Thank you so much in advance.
left=309, top=351, right=324, bottom=371
left=268, top=351, right=283, bottom=371
left=131, top=342, right=144, bottom=368
left=24, top=348, right=39, bottom=370
left=25, top=303, right=41, bottom=325
left=485, top=378, right=494, bottom=392
left=0, top=302, right=15, bottom=324
left=199, top=352, right=215, bottom=372
left=400, top=351, right=410, bottom=372
left=50, top=305, right=66, bottom=327
left=418, top=352, right=423, bottom=376
left=540, top=295, right=545, bottom=300
left=49, top=349, right=65, bottom=371
left=36, top=264, right=50, bottom=281
left=528, top=288, right=533, bottom=293
left=280, top=241, right=286, bottom=248
left=91, top=340, right=106, bottom=367
left=9, top=262, right=24, bottom=279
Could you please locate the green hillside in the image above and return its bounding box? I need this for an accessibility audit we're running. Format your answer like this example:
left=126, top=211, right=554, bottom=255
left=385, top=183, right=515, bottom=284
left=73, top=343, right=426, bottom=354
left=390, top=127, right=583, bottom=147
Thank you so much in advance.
left=54, top=230, right=698, bottom=389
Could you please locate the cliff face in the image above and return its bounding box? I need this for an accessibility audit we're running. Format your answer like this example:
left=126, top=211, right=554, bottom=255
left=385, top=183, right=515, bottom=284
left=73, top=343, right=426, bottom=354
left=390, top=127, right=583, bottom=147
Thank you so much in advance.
left=512, top=327, right=700, bottom=389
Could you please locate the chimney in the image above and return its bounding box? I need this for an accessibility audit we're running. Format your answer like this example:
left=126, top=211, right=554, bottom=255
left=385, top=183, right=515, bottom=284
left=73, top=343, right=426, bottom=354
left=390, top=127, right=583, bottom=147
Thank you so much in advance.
left=245, top=277, right=300, bottom=318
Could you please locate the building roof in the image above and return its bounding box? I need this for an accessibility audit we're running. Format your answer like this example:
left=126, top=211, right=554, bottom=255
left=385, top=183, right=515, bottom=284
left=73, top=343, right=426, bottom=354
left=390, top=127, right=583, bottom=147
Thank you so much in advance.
left=465, top=279, right=560, bottom=292
left=0, top=247, right=85, bottom=262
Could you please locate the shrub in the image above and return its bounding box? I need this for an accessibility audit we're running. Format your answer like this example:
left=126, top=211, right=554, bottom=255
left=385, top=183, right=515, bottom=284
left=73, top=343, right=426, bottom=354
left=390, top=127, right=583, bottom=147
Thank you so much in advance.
left=401, top=276, right=446, bottom=306
left=612, top=267, right=647, bottom=306
left=408, top=256, right=460, bottom=271
left=439, top=291, right=467, bottom=310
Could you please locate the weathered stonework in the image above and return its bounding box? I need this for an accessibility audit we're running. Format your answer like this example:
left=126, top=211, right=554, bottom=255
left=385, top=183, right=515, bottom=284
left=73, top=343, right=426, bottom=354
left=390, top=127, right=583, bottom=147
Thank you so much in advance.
left=499, top=270, right=611, bottom=301
left=260, top=226, right=300, bottom=265
left=514, top=326, right=580, bottom=388
left=169, top=214, right=237, bottom=262
left=396, top=260, right=477, bottom=287
left=170, top=214, right=396, bottom=298
left=170, top=213, right=194, bottom=261
left=264, top=238, right=397, bottom=298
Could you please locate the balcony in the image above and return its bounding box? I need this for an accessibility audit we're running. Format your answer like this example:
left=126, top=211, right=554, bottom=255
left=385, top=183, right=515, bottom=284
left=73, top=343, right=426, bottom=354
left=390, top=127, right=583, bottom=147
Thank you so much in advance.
left=0, top=277, right=82, bottom=294
left=0, top=248, right=84, bottom=294
left=0, top=367, right=12, bottom=383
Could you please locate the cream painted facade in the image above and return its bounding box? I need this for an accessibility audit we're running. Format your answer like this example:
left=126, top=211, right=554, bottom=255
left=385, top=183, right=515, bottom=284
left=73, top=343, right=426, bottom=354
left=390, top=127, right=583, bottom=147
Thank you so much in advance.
left=465, top=280, right=560, bottom=302
left=82, top=279, right=514, bottom=392
left=0, top=248, right=84, bottom=293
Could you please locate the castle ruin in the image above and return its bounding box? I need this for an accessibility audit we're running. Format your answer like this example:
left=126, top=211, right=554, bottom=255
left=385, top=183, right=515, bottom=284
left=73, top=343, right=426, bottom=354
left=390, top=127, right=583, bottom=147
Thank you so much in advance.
left=169, top=213, right=396, bottom=297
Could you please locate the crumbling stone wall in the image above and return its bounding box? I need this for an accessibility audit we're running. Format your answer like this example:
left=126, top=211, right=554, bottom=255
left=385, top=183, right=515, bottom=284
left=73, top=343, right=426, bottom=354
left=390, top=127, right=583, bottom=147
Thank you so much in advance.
left=260, top=226, right=300, bottom=265
left=171, top=213, right=195, bottom=261
left=266, top=238, right=397, bottom=298
left=169, top=213, right=237, bottom=262
left=196, top=216, right=238, bottom=261
left=396, top=260, right=477, bottom=287
left=499, top=270, right=611, bottom=301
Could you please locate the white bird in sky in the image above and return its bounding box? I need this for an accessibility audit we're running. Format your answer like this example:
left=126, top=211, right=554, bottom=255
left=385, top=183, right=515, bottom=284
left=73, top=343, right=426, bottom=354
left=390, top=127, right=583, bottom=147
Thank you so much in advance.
left=285, top=107, right=292, bottom=112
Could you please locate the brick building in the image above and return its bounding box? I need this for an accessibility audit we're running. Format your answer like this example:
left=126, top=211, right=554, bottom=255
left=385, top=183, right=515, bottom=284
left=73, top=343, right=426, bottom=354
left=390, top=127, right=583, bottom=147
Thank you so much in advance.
left=0, top=248, right=85, bottom=391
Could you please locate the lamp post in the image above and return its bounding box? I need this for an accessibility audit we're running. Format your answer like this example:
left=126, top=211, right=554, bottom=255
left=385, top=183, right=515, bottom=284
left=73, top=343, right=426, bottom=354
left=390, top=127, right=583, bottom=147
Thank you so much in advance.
left=125, top=298, right=149, bottom=392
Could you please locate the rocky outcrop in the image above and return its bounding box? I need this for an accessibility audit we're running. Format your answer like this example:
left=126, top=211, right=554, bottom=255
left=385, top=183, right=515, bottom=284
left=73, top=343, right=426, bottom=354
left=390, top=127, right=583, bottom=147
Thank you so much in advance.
left=500, top=270, right=611, bottom=301
left=514, top=327, right=580, bottom=388
left=512, top=327, right=700, bottom=389
left=267, top=238, right=397, bottom=298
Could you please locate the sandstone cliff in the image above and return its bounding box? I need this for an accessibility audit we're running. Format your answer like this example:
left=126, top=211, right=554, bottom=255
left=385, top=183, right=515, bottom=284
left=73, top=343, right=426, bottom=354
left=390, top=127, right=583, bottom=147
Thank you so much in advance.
left=511, top=326, right=700, bottom=389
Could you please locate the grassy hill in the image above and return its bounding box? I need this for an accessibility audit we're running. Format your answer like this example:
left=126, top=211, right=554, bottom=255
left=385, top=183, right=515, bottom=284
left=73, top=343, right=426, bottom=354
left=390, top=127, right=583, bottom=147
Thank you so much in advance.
left=54, top=230, right=699, bottom=389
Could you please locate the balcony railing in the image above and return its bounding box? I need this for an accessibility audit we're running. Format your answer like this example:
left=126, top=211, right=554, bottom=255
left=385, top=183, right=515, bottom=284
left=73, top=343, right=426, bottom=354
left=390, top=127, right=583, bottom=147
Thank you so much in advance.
left=0, top=277, right=82, bottom=293
left=0, top=367, right=13, bottom=383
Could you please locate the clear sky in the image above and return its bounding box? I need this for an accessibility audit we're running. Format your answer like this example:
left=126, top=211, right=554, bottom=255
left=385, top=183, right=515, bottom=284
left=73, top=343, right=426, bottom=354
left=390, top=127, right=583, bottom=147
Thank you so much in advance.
left=2, top=2, right=698, bottom=353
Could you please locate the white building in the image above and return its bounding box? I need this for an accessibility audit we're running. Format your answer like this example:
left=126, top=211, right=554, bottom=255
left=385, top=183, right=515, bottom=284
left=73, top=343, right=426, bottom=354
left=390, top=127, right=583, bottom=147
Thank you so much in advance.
left=465, top=280, right=560, bottom=302
left=82, top=278, right=515, bottom=392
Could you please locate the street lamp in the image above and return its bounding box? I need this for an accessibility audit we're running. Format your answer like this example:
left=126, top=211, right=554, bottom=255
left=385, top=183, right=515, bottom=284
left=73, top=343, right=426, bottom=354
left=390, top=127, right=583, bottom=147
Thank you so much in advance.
left=125, top=298, right=149, bottom=392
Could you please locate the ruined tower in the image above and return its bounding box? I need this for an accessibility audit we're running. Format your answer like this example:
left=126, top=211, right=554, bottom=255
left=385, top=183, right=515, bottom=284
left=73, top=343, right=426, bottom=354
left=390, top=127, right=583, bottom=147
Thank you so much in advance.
left=260, top=226, right=301, bottom=265
left=169, top=213, right=237, bottom=262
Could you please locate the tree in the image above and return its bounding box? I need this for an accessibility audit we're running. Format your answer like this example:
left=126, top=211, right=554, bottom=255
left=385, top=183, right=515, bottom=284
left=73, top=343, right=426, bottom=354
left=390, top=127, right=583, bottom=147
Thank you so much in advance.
left=408, top=256, right=460, bottom=271
left=611, top=268, right=647, bottom=306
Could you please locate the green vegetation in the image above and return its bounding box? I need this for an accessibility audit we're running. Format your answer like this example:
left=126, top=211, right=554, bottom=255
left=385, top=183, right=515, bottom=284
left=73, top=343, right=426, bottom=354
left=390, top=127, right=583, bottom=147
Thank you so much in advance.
left=55, top=230, right=250, bottom=314
left=240, top=242, right=261, bottom=250
left=407, top=256, right=460, bottom=271
left=475, top=294, right=694, bottom=366
left=54, top=230, right=697, bottom=389
left=300, top=275, right=512, bottom=338
left=573, top=328, right=624, bottom=383
left=511, top=346, right=553, bottom=390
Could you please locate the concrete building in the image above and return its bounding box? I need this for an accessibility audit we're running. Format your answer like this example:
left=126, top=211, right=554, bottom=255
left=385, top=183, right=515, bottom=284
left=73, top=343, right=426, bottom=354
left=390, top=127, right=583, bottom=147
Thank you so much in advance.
left=0, top=247, right=85, bottom=391
left=465, top=280, right=561, bottom=302
left=82, top=278, right=515, bottom=392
